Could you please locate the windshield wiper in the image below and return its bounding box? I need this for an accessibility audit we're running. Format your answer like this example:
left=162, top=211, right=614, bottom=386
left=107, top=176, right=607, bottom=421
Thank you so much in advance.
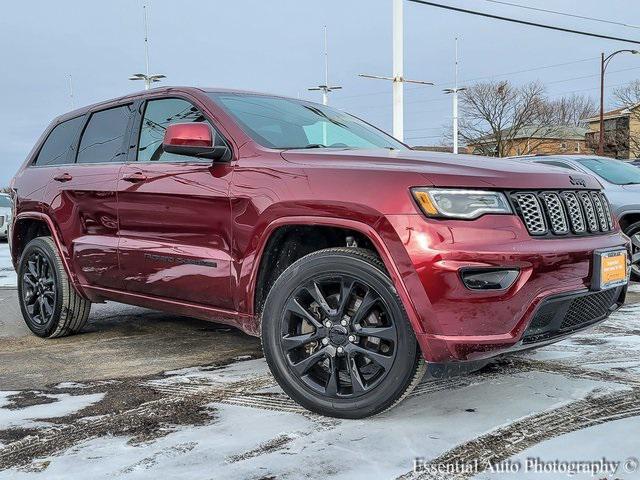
left=281, top=144, right=327, bottom=151
left=620, top=181, right=640, bottom=185
left=302, top=144, right=327, bottom=149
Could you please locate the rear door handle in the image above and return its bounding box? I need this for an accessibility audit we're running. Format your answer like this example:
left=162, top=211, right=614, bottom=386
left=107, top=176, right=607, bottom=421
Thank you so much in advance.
left=53, top=173, right=73, bottom=183
left=122, top=172, right=147, bottom=183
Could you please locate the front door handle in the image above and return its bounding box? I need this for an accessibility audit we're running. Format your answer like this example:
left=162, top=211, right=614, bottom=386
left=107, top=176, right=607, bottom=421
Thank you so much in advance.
left=122, top=172, right=147, bottom=183
left=53, top=173, right=73, bottom=183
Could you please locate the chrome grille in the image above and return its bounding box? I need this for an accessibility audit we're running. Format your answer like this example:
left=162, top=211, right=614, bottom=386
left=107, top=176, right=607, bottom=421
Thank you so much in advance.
left=513, top=193, right=547, bottom=235
left=560, top=192, right=586, bottom=233
left=512, top=190, right=612, bottom=237
left=579, top=192, right=599, bottom=233
left=0, top=216, right=4, bottom=228
left=540, top=192, right=568, bottom=234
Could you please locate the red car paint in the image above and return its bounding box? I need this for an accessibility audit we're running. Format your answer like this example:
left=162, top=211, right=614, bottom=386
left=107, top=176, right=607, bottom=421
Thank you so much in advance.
left=10, top=87, right=629, bottom=364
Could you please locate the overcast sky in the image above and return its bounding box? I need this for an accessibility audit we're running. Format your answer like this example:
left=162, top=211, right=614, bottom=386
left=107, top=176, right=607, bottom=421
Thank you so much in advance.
left=1, top=0, right=640, bottom=185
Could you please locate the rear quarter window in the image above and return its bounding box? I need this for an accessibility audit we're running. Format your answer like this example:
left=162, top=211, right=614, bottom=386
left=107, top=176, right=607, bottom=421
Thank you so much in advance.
left=34, top=116, right=84, bottom=166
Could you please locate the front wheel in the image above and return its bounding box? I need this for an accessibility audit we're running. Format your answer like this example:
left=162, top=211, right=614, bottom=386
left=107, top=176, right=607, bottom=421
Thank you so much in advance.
left=17, top=237, right=91, bottom=338
left=625, top=221, right=640, bottom=282
left=261, top=248, right=425, bottom=419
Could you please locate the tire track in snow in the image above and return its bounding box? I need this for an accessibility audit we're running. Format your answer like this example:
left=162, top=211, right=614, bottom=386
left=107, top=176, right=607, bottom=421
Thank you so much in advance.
left=399, top=388, right=640, bottom=480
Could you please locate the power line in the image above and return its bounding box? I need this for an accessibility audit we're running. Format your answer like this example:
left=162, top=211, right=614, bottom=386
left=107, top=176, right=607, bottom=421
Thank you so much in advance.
left=546, top=66, right=640, bottom=87
left=407, top=0, right=640, bottom=45
left=340, top=56, right=597, bottom=102
left=481, top=0, right=640, bottom=30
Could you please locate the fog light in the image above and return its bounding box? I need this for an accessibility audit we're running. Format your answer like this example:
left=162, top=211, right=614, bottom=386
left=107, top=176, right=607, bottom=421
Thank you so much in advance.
left=460, top=268, right=519, bottom=291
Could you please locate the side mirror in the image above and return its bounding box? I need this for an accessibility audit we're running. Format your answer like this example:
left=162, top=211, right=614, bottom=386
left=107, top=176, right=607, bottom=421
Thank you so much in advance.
left=162, top=123, right=231, bottom=162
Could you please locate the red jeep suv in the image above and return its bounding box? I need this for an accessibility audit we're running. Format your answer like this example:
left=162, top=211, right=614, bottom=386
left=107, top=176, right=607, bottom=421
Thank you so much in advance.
left=10, top=87, right=630, bottom=418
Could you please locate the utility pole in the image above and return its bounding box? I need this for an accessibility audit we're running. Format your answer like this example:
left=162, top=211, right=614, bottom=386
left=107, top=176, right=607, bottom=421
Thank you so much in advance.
left=308, top=25, right=342, bottom=105
left=443, top=38, right=466, bottom=154
left=130, top=1, right=166, bottom=89
left=598, top=49, right=639, bottom=155
left=359, top=0, right=433, bottom=142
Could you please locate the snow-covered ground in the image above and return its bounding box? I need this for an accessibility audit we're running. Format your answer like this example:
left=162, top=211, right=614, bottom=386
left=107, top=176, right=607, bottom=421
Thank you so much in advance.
left=1, top=302, right=640, bottom=479
left=0, top=244, right=15, bottom=288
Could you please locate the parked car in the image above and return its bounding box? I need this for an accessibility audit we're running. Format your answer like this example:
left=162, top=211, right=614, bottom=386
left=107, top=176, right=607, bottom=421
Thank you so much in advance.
left=9, top=88, right=631, bottom=418
left=0, top=193, right=12, bottom=240
left=513, top=155, right=640, bottom=281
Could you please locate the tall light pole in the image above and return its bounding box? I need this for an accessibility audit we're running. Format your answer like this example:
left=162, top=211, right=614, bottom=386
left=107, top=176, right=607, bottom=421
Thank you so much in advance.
left=359, top=0, right=433, bottom=142
left=393, top=0, right=403, bottom=139
left=308, top=26, right=342, bottom=105
left=443, top=38, right=466, bottom=154
left=130, top=1, right=166, bottom=89
left=68, top=74, right=74, bottom=109
left=598, top=49, right=639, bottom=155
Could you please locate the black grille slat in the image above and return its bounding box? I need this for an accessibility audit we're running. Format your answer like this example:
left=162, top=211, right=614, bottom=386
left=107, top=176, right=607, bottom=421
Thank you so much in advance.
left=512, top=190, right=612, bottom=238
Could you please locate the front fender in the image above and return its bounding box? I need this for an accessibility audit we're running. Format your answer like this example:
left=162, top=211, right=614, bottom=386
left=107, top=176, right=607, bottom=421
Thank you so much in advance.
left=242, top=214, right=434, bottom=358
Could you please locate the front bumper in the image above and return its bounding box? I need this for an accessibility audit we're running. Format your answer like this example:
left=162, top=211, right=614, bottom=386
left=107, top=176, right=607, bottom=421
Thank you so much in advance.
left=383, top=214, right=630, bottom=363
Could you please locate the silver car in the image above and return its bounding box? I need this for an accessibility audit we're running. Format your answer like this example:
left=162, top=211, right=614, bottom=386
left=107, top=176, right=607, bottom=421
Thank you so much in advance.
left=0, top=194, right=11, bottom=240
left=513, top=155, right=640, bottom=280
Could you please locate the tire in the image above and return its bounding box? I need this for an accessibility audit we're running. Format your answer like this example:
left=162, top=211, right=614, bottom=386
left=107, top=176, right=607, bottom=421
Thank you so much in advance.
left=17, top=237, right=91, bottom=338
left=625, top=221, right=640, bottom=282
left=261, top=247, right=426, bottom=419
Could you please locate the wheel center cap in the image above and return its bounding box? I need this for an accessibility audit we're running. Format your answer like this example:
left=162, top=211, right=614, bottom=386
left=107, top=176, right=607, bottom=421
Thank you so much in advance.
left=328, top=325, right=349, bottom=346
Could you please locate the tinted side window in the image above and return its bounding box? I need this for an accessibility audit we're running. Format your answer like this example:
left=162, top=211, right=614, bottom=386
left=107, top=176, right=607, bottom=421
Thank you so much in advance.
left=34, top=116, right=84, bottom=166
left=137, top=98, right=225, bottom=162
left=77, top=105, right=133, bottom=164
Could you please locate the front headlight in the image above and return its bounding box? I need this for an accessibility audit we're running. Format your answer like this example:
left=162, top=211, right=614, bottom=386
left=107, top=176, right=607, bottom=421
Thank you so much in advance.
left=411, top=188, right=512, bottom=219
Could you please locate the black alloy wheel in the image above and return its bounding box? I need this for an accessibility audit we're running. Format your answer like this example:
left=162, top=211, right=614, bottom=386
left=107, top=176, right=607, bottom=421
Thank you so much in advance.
left=18, top=237, right=91, bottom=338
left=21, top=250, right=57, bottom=326
left=280, top=274, right=398, bottom=399
left=262, top=248, right=425, bottom=419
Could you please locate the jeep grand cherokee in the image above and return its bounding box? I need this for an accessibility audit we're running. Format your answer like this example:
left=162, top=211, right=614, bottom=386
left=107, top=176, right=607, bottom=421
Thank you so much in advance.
left=9, top=88, right=631, bottom=418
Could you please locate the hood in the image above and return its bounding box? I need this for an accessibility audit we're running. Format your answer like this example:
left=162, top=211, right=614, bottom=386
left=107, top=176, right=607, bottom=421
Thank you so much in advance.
left=281, top=149, right=602, bottom=190
left=622, top=183, right=640, bottom=192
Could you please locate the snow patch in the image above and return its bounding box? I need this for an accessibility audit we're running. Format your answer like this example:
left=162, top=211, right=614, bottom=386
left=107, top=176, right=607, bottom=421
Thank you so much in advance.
left=0, top=393, right=104, bottom=430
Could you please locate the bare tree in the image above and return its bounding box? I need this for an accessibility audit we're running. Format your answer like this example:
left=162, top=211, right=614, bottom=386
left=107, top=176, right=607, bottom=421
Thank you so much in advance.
left=459, top=81, right=554, bottom=157
left=458, top=81, right=597, bottom=156
left=548, top=94, right=597, bottom=126
left=613, top=80, right=640, bottom=107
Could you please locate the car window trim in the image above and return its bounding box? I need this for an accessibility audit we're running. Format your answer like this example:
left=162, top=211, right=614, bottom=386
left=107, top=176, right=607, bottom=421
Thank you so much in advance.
left=129, top=95, right=232, bottom=165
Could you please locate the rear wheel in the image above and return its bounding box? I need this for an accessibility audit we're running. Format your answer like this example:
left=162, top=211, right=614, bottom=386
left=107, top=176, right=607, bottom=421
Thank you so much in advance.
left=261, top=248, right=425, bottom=418
left=18, top=237, right=91, bottom=338
left=625, top=221, right=640, bottom=282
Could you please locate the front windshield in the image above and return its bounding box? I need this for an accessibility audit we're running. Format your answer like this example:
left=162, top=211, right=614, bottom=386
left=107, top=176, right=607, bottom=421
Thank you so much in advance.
left=0, top=196, right=11, bottom=208
left=576, top=158, right=640, bottom=185
left=208, top=93, right=406, bottom=150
